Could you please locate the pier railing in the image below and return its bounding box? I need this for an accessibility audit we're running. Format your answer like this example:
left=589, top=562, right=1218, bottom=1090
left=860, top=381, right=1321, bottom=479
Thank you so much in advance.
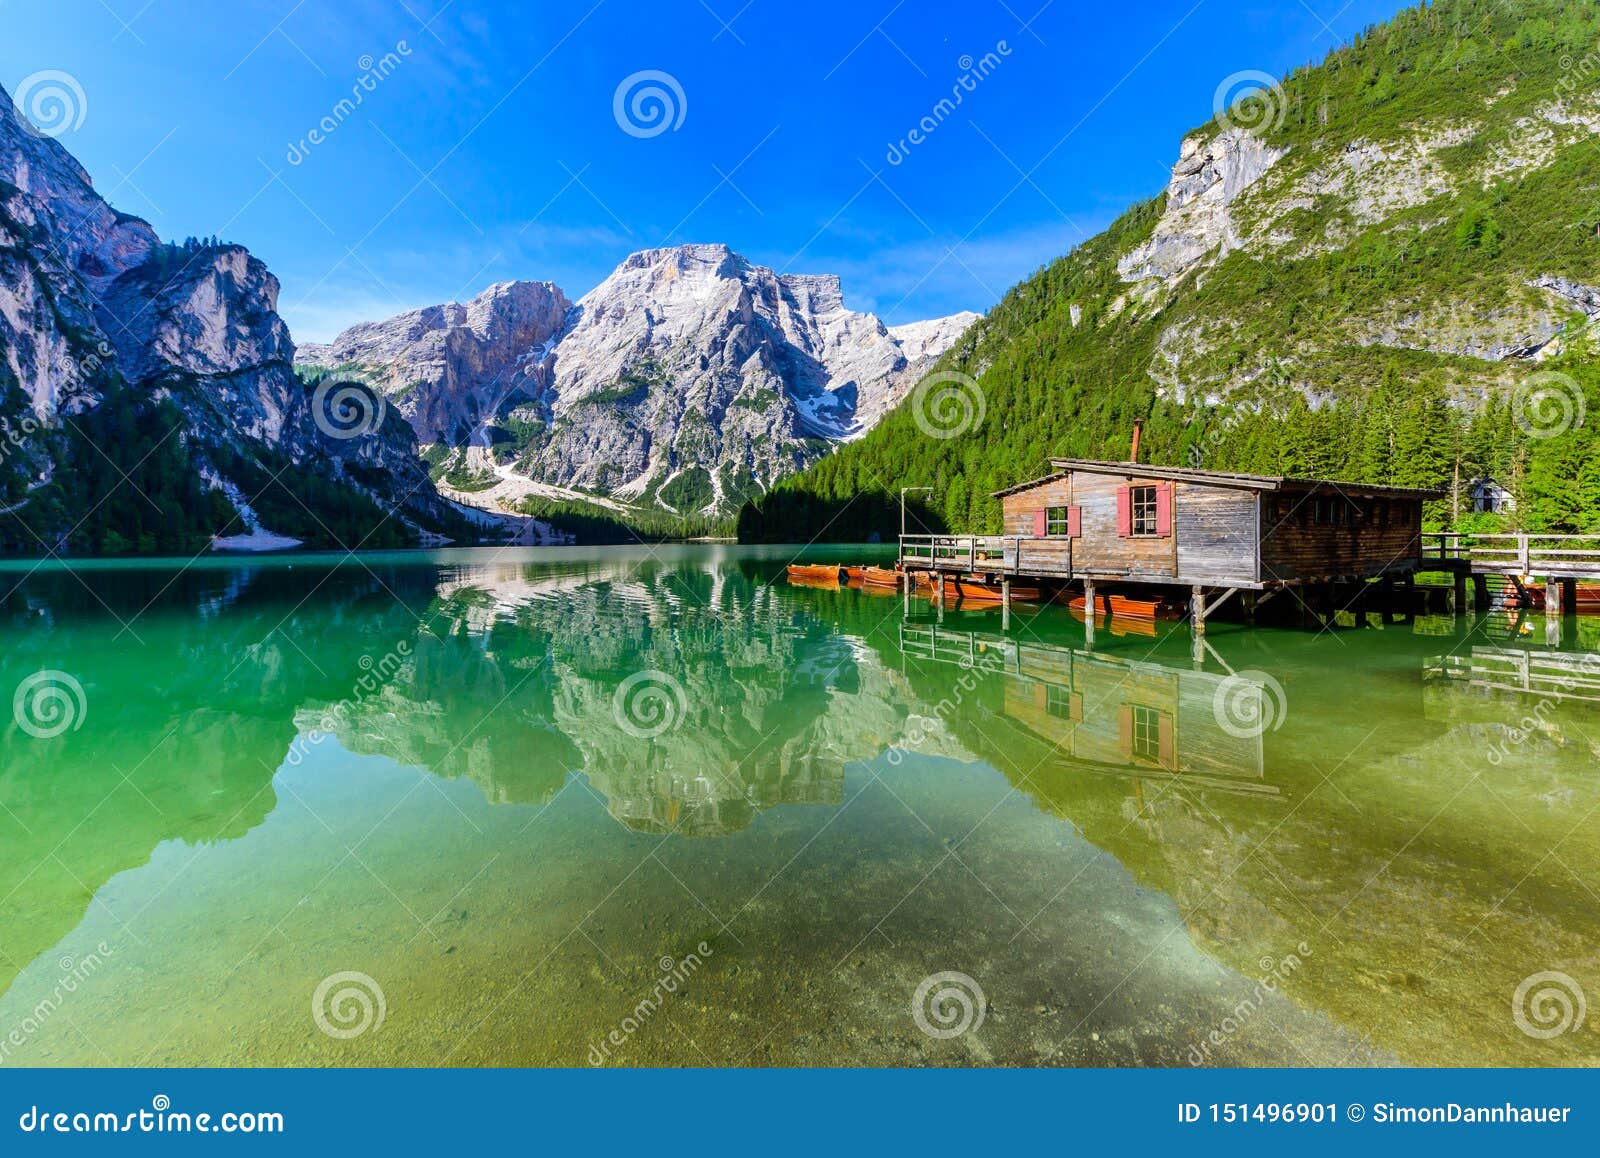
left=1421, top=532, right=1600, bottom=577
left=1427, top=647, right=1600, bottom=703
left=898, top=534, right=1074, bottom=576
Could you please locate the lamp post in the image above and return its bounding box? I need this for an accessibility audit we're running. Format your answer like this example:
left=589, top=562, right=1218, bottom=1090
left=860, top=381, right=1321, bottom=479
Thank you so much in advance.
left=900, top=486, right=932, bottom=539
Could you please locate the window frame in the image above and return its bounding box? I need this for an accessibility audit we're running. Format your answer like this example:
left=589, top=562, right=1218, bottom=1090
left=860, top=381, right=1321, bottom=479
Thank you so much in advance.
left=1130, top=704, right=1163, bottom=762
left=1045, top=506, right=1071, bottom=537
left=1129, top=485, right=1160, bottom=537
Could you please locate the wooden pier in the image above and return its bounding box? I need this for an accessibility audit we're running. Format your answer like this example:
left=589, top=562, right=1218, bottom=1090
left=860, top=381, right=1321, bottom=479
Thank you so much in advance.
left=899, top=459, right=1600, bottom=639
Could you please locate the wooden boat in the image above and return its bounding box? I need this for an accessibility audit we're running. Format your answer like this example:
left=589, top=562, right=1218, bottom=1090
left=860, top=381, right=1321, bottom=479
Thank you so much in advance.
left=932, top=578, right=1043, bottom=604
left=859, top=566, right=903, bottom=589
left=1067, top=606, right=1158, bottom=636
left=1576, top=583, right=1600, bottom=612
left=786, top=563, right=849, bottom=587
left=1060, top=591, right=1184, bottom=620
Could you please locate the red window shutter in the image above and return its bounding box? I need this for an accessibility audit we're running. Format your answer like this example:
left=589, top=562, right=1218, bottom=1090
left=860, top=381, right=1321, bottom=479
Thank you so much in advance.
left=1067, top=505, right=1081, bottom=538
left=1156, top=484, right=1173, bottom=537
left=1116, top=487, right=1132, bottom=537
left=1158, top=712, right=1175, bottom=770
left=1118, top=704, right=1133, bottom=756
left=1032, top=509, right=1047, bottom=537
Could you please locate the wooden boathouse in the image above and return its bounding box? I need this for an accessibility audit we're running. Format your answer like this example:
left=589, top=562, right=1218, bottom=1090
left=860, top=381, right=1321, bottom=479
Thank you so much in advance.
left=900, top=457, right=1448, bottom=633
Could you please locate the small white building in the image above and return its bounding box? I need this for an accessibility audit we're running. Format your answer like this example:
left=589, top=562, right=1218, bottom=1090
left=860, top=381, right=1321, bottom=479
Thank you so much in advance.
left=1467, top=477, right=1515, bottom=515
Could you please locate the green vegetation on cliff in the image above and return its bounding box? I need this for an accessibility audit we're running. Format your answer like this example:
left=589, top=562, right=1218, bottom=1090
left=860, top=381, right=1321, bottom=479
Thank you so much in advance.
left=742, top=0, right=1600, bottom=542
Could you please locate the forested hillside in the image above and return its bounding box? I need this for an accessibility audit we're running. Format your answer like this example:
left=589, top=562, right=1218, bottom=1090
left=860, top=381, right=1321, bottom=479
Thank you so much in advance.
left=741, top=0, right=1600, bottom=542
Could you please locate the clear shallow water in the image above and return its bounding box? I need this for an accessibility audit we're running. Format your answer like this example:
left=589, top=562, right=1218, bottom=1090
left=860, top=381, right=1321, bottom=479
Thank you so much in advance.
left=0, top=545, right=1596, bottom=1067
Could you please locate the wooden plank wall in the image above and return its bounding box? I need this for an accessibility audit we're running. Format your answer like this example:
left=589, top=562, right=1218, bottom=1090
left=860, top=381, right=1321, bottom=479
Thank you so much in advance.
left=1175, top=485, right=1261, bottom=584
left=1000, top=650, right=1266, bottom=782
left=1258, top=488, right=1423, bottom=581
left=1000, top=471, right=1261, bottom=583
left=1001, top=477, right=1072, bottom=535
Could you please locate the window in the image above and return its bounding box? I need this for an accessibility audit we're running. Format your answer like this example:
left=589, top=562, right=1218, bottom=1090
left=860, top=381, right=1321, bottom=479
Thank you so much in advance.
left=1130, top=705, right=1163, bottom=762
left=1046, top=506, right=1070, bottom=536
left=1130, top=485, right=1159, bottom=536
left=1045, top=684, right=1076, bottom=720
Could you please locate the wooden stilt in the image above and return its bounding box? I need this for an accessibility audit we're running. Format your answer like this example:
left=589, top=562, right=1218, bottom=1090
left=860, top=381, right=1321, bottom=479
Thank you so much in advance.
left=1546, top=579, right=1563, bottom=647
left=936, top=571, right=945, bottom=622
left=1473, top=573, right=1490, bottom=610
left=1452, top=572, right=1467, bottom=622
left=1191, top=585, right=1206, bottom=639
left=1562, top=578, right=1578, bottom=621
left=1082, top=577, right=1096, bottom=650
left=1001, top=576, right=1011, bottom=631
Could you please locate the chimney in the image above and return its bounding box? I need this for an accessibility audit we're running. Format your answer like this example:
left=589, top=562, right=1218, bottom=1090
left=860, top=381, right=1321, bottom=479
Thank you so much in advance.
left=1129, top=419, right=1143, bottom=465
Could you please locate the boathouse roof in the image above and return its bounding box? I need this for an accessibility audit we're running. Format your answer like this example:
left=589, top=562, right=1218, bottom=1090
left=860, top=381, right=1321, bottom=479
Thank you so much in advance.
left=991, top=459, right=1449, bottom=500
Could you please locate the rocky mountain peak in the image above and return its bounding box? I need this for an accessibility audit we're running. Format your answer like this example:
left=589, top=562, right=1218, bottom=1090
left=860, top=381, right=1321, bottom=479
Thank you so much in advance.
left=299, top=243, right=978, bottom=520
left=1118, top=127, right=1289, bottom=285
left=0, top=81, right=467, bottom=554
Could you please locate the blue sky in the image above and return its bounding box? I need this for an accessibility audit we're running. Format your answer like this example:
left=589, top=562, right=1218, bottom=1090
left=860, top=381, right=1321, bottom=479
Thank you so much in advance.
left=5, top=0, right=1412, bottom=342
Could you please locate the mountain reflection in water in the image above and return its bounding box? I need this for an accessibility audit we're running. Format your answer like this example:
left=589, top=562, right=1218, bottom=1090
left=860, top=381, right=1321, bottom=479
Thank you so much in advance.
left=0, top=547, right=1595, bottom=1067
